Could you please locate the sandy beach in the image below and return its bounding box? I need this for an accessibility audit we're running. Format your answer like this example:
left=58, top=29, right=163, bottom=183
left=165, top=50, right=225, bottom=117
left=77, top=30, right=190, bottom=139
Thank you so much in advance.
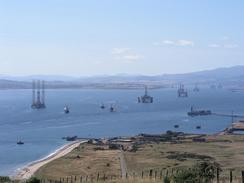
left=14, top=140, right=86, bottom=180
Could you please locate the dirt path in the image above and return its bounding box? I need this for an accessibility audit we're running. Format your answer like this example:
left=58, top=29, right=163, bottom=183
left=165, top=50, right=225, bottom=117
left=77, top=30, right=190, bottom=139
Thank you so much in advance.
left=118, top=150, right=127, bottom=179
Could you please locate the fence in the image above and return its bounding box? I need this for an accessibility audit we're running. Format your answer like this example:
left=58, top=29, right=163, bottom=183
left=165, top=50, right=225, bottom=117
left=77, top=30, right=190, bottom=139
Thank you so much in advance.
left=37, top=169, right=244, bottom=183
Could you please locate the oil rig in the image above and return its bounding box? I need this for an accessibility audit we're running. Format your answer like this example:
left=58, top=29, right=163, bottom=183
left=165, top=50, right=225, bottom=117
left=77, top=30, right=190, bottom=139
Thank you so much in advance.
left=138, top=86, right=153, bottom=103
left=178, top=84, right=188, bottom=97
left=193, top=83, right=200, bottom=92
left=31, top=80, right=46, bottom=109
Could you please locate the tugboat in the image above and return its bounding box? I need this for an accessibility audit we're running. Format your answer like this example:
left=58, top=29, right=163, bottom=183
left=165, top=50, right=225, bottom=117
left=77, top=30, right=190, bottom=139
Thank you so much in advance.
left=178, top=84, right=188, bottom=97
left=17, top=140, right=24, bottom=145
left=138, top=86, right=153, bottom=103
left=64, top=105, right=70, bottom=114
left=188, top=106, right=212, bottom=117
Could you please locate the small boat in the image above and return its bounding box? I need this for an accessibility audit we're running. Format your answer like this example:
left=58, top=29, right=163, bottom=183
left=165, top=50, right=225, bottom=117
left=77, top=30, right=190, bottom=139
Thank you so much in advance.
left=196, top=126, right=201, bottom=129
left=64, top=106, right=70, bottom=114
left=174, top=125, right=179, bottom=128
left=17, top=141, right=24, bottom=145
left=100, top=104, right=105, bottom=109
left=110, top=105, right=115, bottom=112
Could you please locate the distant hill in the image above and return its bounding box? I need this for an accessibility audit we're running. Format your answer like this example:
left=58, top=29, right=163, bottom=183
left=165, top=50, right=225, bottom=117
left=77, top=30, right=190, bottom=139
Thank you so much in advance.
left=1, top=65, right=244, bottom=89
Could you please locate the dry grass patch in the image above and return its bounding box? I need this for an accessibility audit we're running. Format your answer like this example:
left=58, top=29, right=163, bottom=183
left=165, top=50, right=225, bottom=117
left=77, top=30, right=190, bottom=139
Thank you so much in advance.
left=35, top=144, right=121, bottom=180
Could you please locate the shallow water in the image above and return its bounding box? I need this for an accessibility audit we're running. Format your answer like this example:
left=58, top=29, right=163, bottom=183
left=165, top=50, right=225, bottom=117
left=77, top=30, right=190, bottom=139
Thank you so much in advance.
left=0, top=88, right=243, bottom=175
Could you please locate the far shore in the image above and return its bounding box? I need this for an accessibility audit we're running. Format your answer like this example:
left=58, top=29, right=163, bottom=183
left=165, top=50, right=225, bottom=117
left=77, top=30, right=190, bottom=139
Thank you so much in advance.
left=14, top=140, right=86, bottom=180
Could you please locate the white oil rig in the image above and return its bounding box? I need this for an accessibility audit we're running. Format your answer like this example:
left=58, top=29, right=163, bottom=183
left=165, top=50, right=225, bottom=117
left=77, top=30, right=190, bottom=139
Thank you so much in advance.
left=138, top=86, right=153, bottom=103
left=31, top=80, right=46, bottom=109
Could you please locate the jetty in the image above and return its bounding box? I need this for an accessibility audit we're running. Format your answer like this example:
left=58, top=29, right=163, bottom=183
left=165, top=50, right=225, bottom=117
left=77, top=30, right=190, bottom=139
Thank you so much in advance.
left=220, top=121, right=244, bottom=135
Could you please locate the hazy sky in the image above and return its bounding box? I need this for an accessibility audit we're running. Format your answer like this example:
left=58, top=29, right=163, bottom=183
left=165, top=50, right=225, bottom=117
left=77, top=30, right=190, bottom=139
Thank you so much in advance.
left=0, top=0, right=243, bottom=76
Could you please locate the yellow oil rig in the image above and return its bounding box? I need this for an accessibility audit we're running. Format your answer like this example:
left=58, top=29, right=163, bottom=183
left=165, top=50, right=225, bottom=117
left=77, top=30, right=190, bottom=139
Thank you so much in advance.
left=138, top=86, right=153, bottom=103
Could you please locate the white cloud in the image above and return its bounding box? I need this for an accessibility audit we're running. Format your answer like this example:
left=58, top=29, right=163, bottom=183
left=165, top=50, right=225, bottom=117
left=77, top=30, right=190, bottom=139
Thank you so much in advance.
left=208, top=43, right=239, bottom=49
left=208, top=44, right=221, bottom=48
left=154, top=39, right=194, bottom=47
left=224, top=44, right=239, bottom=49
left=111, top=48, right=143, bottom=62
left=111, top=48, right=131, bottom=55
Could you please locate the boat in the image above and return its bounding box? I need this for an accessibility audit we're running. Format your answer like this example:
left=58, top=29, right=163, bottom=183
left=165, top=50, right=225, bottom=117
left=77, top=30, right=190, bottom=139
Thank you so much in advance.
left=188, top=106, right=212, bottom=117
left=64, top=106, right=70, bottom=113
left=100, top=104, right=105, bottom=109
left=17, top=141, right=24, bottom=145
left=174, top=125, right=179, bottom=128
left=138, top=86, right=153, bottom=103
left=110, top=105, right=115, bottom=112
left=196, top=126, right=201, bottom=129
left=178, top=84, right=188, bottom=97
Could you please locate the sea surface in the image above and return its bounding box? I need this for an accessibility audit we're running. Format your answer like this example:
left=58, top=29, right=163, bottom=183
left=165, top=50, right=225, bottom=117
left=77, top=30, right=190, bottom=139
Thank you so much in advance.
left=0, top=88, right=243, bottom=176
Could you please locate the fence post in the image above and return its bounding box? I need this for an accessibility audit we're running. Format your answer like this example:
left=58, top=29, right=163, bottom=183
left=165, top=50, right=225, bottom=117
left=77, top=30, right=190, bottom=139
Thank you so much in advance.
left=149, top=169, right=153, bottom=179
left=160, top=170, right=163, bottom=180
left=230, top=170, right=232, bottom=183
left=96, top=173, right=99, bottom=181
left=103, top=174, right=106, bottom=181
left=141, top=171, right=144, bottom=179
left=217, top=168, right=220, bottom=183
left=155, top=171, right=157, bottom=179
left=126, top=172, right=128, bottom=179
left=242, top=171, right=244, bottom=183
left=80, top=176, right=82, bottom=183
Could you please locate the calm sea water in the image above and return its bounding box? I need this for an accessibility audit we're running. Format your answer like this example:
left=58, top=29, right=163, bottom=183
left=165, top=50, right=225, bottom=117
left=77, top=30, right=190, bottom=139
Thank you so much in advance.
left=0, top=88, right=243, bottom=175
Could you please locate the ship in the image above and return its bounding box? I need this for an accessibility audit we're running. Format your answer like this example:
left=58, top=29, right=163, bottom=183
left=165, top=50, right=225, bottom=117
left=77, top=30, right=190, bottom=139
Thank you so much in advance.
left=64, top=105, right=70, bottom=113
left=17, top=140, right=24, bottom=145
left=138, top=86, right=153, bottom=103
left=178, top=84, right=188, bottom=97
left=188, top=106, right=212, bottom=117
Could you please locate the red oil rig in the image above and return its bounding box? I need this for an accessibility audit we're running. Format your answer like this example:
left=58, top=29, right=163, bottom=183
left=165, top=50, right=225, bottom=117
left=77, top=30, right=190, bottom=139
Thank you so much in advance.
left=31, top=80, right=46, bottom=109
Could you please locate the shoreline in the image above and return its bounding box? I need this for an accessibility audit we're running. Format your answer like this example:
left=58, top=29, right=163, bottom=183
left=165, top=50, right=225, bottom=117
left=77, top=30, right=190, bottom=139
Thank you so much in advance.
left=14, top=140, right=86, bottom=180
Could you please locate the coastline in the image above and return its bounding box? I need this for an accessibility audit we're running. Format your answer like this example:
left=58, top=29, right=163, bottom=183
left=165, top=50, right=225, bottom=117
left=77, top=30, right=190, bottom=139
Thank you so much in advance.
left=14, top=140, right=86, bottom=180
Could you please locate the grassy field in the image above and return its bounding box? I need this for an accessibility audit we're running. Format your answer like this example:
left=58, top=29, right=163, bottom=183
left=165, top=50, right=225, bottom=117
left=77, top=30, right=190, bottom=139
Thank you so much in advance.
left=35, top=144, right=121, bottom=180
left=35, top=135, right=244, bottom=181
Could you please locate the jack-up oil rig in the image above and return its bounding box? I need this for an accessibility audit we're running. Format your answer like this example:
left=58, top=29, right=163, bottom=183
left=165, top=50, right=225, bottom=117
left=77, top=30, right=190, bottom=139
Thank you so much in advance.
left=178, top=84, right=188, bottom=97
left=31, top=80, right=46, bottom=109
left=138, top=86, right=153, bottom=103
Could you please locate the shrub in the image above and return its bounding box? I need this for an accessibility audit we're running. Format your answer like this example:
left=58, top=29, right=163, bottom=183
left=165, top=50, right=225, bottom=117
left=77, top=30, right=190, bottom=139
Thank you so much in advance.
left=173, top=161, right=220, bottom=183
left=26, top=177, right=40, bottom=183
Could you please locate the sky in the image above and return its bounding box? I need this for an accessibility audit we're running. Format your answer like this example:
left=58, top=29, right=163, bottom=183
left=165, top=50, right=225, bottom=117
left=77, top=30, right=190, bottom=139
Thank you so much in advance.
left=0, top=0, right=243, bottom=76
